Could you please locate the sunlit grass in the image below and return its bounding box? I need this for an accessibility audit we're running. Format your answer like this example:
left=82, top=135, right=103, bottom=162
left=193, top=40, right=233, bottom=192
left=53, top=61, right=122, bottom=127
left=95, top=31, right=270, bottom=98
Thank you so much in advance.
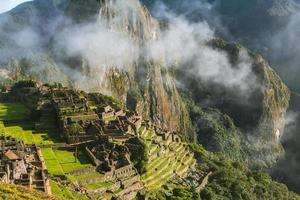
left=0, top=103, right=29, bottom=121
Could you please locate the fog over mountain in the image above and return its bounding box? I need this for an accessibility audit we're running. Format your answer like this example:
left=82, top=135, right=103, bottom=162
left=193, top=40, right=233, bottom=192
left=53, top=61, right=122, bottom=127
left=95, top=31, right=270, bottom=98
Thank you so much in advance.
left=142, top=0, right=300, bottom=93
left=0, top=0, right=300, bottom=199
left=0, top=0, right=33, bottom=13
left=142, top=0, right=300, bottom=194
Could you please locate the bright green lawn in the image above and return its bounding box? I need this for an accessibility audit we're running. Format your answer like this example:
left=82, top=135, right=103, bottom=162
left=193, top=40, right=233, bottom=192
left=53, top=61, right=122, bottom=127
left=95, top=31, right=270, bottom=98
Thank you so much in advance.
left=2, top=124, right=57, bottom=145
left=0, top=102, right=60, bottom=144
left=0, top=103, right=29, bottom=121
left=42, top=148, right=93, bottom=176
left=41, top=148, right=65, bottom=176
left=53, top=149, right=92, bottom=173
left=67, top=172, right=104, bottom=182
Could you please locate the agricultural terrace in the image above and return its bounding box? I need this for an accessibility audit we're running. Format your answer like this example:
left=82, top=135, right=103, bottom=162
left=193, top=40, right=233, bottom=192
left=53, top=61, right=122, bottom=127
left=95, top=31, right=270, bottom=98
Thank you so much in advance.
left=139, top=126, right=196, bottom=191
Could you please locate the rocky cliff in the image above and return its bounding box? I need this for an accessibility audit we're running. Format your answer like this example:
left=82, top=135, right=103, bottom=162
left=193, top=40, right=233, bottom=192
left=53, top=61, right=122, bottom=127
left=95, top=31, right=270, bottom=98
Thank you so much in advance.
left=0, top=0, right=189, bottom=133
left=97, top=0, right=189, bottom=132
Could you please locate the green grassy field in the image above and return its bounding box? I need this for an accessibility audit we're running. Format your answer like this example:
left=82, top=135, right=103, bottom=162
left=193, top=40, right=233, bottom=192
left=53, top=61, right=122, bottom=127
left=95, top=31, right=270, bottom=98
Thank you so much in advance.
left=41, top=148, right=65, bottom=176
left=0, top=102, right=60, bottom=144
left=0, top=102, right=96, bottom=189
left=53, top=149, right=92, bottom=173
left=42, top=148, right=93, bottom=176
left=1, top=124, right=57, bottom=145
left=67, top=172, right=103, bottom=182
left=0, top=103, right=29, bottom=122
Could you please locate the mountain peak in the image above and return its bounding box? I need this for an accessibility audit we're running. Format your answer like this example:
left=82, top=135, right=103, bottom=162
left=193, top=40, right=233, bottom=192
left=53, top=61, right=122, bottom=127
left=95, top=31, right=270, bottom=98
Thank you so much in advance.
left=99, top=0, right=159, bottom=41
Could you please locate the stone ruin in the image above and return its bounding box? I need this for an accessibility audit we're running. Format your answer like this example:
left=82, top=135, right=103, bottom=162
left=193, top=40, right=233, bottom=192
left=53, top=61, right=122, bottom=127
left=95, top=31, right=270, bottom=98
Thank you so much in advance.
left=1, top=83, right=194, bottom=199
left=72, top=136, right=144, bottom=199
left=0, top=136, right=51, bottom=195
left=46, top=87, right=143, bottom=144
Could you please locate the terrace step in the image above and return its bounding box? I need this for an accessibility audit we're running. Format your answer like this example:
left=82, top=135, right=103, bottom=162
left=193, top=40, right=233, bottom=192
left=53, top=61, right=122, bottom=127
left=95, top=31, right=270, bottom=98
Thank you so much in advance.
left=144, top=164, right=174, bottom=188
left=176, top=159, right=196, bottom=177
left=145, top=156, right=170, bottom=175
left=143, top=157, right=171, bottom=182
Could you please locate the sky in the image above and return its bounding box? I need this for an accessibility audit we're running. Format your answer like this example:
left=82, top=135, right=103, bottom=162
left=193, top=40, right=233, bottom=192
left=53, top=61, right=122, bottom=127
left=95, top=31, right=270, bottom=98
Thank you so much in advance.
left=0, top=0, right=32, bottom=13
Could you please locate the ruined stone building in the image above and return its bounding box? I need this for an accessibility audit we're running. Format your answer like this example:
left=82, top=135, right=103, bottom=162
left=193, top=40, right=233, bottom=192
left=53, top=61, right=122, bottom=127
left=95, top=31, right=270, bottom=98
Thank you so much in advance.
left=48, top=87, right=143, bottom=144
left=85, top=136, right=143, bottom=199
left=0, top=136, right=51, bottom=195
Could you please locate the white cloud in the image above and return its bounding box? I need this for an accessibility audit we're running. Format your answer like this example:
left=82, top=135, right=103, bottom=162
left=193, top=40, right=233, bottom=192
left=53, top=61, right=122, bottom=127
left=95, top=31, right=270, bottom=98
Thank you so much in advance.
left=0, top=0, right=32, bottom=14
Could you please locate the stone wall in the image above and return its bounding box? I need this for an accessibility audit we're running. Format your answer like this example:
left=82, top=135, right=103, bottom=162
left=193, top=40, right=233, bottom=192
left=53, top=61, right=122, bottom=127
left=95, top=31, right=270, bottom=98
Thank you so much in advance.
left=114, top=165, right=136, bottom=180
left=117, top=182, right=143, bottom=198
left=78, top=176, right=105, bottom=185
left=121, top=175, right=141, bottom=188
left=85, top=147, right=101, bottom=166
left=67, top=134, right=95, bottom=144
left=67, top=166, right=97, bottom=176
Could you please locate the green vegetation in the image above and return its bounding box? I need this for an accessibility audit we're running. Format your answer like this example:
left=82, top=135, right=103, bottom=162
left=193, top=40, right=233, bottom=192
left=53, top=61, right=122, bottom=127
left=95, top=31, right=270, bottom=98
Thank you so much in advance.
left=67, top=123, right=84, bottom=135
left=53, top=149, right=92, bottom=173
left=0, top=183, right=63, bottom=200
left=191, top=144, right=300, bottom=200
left=50, top=181, right=88, bottom=200
left=0, top=102, right=60, bottom=145
left=0, top=103, right=29, bottom=122
left=182, top=94, right=244, bottom=161
left=41, top=148, right=64, bottom=176
left=170, top=187, right=200, bottom=200
left=0, top=123, right=57, bottom=145
left=42, top=148, right=92, bottom=176
left=66, top=172, right=103, bottom=182
left=139, top=127, right=196, bottom=191
left=152, top=144, right=300, bottom=200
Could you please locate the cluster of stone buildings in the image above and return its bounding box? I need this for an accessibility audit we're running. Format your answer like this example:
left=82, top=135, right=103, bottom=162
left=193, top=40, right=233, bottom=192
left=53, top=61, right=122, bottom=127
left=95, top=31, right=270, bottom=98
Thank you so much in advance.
left=0, top=82, right=195, bottom=199
left=83, top=136, right=143, bottom=198
left=0, top=136, right=51, bottom=195
left=43, top=87, right=144, bottom=198
left=48, top=88, right=142, bottom=144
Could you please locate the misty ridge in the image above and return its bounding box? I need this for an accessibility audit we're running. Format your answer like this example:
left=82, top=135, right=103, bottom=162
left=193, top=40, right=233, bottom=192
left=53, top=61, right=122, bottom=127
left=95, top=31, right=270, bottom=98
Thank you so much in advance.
left=144, top=0, right=300, bottom=92
left=0, top=0, right=261, bottom=99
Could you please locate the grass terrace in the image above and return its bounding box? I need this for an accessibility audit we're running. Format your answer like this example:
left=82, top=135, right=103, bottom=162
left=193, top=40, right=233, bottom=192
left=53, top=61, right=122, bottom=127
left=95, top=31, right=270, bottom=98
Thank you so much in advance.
left=42, top=148, right=93, bottom=176
left=67, top=172, right=104, bottom=183
left=0, top=103, right=29, bottom=122
left=0, top=123, right=58, bottom=145
left=139, top=127, right=196, bottom=191
left=0, top=102, right=60, bottom=145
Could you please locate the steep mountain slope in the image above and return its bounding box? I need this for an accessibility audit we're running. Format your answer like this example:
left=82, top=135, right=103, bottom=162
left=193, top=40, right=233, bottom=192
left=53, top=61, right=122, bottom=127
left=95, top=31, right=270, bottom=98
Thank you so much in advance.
left=0, top=0, right=189, bottom=133
left=97, top=0, right=189, bottom=132
left=178, top=40, right=290, bottom=168
left=150, top=144, right=300, bottom=200
left=272, top=92, right=300, bottom=193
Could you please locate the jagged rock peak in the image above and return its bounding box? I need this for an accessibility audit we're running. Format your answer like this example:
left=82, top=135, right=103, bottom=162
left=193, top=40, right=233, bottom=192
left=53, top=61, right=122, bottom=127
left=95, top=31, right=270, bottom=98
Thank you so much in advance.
left=99, top=0, right=160, bottom=41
